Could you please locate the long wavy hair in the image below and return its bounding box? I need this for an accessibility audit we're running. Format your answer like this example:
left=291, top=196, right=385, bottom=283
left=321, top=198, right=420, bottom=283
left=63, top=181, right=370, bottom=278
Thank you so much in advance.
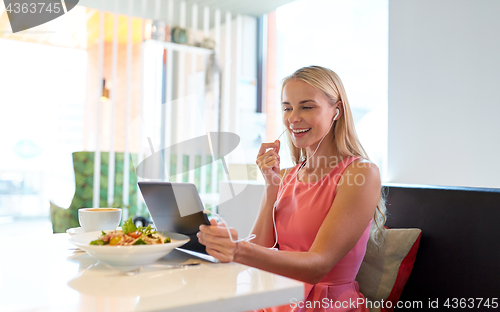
left=281, top=65, right=387, bottom=246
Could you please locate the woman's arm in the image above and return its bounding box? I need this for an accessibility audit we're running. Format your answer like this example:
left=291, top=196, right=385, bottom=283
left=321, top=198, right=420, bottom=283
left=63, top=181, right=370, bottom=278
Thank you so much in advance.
left=250, top=140, right=288, bottom=247
left=198, top=159, right=381, bottom=285
left=249, top=168, right=290, bottom=247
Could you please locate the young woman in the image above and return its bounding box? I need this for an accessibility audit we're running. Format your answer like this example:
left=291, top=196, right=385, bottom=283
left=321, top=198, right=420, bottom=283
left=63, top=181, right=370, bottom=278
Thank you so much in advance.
left=198, top=66, right=386, bottom=311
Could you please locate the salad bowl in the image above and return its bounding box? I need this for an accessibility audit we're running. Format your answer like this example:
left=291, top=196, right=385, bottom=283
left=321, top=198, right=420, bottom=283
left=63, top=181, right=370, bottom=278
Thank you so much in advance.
left=69, top=230, right=190, bottom=266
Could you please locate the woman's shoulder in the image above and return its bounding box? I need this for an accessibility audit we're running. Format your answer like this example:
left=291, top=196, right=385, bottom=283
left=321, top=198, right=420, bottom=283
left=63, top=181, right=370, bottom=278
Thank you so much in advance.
left=341, top=157, right=381, bottom=185
left=348, top=157, right=379, bottom=170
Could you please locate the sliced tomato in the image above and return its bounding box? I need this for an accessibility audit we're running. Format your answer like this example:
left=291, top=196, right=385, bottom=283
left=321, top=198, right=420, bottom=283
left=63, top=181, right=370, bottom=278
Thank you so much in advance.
left=109, top=236, right=121, bottom=245
left=127, top=231, right=142, bottom=239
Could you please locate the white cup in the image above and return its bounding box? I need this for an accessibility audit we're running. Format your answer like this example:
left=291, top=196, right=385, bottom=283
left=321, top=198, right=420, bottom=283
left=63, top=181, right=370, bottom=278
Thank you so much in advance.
left=78, top=208, right=122, bottom=232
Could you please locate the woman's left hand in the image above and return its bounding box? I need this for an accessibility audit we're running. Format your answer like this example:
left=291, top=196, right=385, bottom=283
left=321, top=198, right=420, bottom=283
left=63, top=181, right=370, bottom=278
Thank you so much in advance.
left=197, top=219, right=240, bottom=263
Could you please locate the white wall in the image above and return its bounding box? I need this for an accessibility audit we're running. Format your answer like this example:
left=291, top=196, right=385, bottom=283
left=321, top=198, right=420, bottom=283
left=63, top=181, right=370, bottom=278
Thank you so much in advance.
left=218, top=180, right=263, bottom=238
left=388, top=0, right=500, bottom=188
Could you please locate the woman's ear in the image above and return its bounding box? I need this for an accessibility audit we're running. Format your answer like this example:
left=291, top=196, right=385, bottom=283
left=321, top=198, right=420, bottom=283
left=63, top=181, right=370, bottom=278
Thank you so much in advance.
left=333, top=101, right=343, bottom=120
left=335, top=101, right=343, bottom=120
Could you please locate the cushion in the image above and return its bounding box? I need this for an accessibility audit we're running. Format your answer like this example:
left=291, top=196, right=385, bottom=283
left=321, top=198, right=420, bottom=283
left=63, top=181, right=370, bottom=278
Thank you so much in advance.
left=356, top=228, right=422, bottom=312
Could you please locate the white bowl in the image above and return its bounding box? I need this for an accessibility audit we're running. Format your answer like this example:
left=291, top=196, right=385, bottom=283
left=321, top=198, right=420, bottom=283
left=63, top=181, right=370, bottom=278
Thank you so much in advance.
left=69, top=231, right=190, bottom=266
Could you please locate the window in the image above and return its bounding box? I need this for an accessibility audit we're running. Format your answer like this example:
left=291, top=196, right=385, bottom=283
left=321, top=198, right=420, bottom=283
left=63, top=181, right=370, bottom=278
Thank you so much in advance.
left=0, top=39, right=87, bottom=218
left=270, top=0, right=388, bottom=177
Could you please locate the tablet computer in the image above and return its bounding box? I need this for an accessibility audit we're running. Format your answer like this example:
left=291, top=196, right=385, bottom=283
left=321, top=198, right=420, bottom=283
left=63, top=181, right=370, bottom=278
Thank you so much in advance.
left=137, top=181, right=219, bottom=263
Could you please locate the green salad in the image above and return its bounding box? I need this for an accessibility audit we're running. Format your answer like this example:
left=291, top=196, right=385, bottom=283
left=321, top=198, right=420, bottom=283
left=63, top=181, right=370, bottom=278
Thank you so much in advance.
left=90, top=217, right=171, bottom=246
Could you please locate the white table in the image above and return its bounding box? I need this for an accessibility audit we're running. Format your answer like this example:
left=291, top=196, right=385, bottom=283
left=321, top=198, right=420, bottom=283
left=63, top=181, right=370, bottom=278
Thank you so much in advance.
left=0, top=234, right=303, bottom=312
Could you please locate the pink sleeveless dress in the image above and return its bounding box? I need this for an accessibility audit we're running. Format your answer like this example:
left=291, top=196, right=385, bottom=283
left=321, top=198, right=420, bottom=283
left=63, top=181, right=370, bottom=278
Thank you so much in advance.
left=256, top=156, right=371, bottom=312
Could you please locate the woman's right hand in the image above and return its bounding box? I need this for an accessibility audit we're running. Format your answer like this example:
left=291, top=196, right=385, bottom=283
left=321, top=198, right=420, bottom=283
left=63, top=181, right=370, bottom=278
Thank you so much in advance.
left=256, top=140, right=281, bottom=187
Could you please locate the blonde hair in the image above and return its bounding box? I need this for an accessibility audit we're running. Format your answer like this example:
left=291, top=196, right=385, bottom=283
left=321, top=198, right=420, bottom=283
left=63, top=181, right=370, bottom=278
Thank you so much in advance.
left=281, top=65, right=387, bottom=246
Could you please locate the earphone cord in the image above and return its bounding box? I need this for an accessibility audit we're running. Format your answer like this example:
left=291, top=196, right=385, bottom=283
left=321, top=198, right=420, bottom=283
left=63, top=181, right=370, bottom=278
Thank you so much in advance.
left=202, top=112, right=338, bottom=249
left=203, top=209, right=256, bottom=243
left=270, top=114, right=338, bottom=250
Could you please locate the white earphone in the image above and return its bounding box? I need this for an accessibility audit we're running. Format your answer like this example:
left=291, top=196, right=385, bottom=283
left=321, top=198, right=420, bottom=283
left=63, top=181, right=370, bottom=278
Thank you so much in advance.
left=205, top=107, right=341, bottom=248
left=270, top=106, right=340, bottom=249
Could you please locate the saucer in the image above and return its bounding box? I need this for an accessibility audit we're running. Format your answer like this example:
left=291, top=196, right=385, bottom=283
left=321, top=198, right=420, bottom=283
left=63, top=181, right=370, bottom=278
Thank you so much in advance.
left=67, top=226, right=122, bottom=236
left=67, top=227, right=84, bottom=236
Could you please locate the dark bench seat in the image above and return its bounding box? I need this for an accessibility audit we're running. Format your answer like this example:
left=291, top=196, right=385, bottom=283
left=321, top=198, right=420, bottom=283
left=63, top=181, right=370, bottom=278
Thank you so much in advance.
left=383, top=183, right=500, bottom=311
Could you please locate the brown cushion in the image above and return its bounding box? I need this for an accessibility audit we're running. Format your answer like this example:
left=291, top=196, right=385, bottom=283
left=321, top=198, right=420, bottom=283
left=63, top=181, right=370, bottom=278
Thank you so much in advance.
left=356, top=228, right=422, bottom=312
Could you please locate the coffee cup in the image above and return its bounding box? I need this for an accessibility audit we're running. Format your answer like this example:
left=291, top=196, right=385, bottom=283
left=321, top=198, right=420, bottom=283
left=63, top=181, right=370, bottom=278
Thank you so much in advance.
left=78, top=208, right=122, bottom=232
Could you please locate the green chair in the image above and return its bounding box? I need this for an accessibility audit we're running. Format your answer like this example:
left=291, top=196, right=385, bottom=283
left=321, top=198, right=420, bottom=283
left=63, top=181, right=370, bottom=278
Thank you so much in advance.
left=50, top=151, right=142, bottom=233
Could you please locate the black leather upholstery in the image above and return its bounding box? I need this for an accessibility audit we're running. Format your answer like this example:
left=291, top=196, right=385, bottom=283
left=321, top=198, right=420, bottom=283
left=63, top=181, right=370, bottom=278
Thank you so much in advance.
left=383, top=183, right=500, bottom=311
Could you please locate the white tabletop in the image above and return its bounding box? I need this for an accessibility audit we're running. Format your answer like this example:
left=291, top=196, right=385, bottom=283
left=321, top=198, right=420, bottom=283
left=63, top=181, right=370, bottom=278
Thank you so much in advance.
left=0, top=233, right=303, bottom=312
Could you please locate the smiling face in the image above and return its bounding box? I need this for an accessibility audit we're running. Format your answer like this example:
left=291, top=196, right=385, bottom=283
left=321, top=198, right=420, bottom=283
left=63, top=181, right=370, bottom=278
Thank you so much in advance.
left=282, top=79, right=338, bottom=150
